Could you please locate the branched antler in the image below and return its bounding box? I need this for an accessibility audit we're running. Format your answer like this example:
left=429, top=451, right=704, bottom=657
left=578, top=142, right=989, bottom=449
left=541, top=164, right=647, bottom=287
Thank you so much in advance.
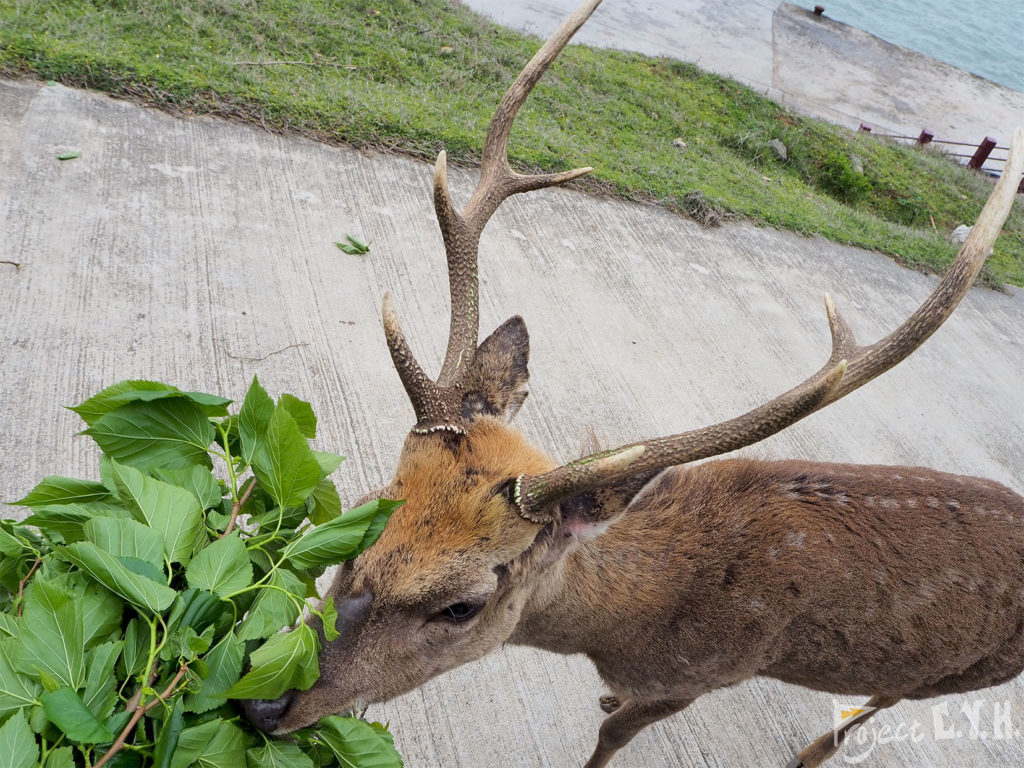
left=514, top=128, right=1024, bottom=521
left=383, top=0, right=602, bottom=429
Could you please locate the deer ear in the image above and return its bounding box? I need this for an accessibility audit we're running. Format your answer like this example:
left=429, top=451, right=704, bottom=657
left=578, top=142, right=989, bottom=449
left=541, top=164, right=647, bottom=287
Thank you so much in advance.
left=460, top=316, right=530, bottom=423
left=558, top=470, right=661, bottom=540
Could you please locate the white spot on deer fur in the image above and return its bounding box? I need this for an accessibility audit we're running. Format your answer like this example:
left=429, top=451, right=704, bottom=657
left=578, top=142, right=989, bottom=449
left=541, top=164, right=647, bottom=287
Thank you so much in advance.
left=892, top=474, right=903, bottom=481
left=926, top=497, right=941, bottom=508
left=149, top=163, right=196, bottom=180
left=946, top=500, right=961, bottom=510
left=786, top=531, right=806, bottom=549
left=880, top=498, right=899, bottom=510
left=750, top=599, right=766, bottom=612
left=863, top=496, right=876, bottom=506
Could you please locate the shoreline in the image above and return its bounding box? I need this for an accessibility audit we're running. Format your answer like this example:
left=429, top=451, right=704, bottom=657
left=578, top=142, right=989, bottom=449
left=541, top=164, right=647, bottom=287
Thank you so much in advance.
left=462, top=0, right=1024, bottom=158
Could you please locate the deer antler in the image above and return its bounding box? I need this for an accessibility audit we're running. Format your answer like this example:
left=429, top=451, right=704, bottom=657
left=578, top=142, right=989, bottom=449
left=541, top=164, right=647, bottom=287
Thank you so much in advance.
left=384, top=0, right=602, bottom=430
left=514, top=128, right=1024, bottom=522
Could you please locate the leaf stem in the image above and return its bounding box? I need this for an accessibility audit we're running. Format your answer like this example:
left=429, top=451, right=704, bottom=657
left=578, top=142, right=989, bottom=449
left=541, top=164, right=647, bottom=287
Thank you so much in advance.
left=94, top=664, right=189, bottom=768
left=222, top=476, right=257, bottom=538
left=14, top=556, right=41, bottom=616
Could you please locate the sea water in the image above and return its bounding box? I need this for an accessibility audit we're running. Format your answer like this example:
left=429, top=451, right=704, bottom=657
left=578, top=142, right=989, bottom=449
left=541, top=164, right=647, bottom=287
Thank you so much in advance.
left=822, top=0, right=1024, bottom=93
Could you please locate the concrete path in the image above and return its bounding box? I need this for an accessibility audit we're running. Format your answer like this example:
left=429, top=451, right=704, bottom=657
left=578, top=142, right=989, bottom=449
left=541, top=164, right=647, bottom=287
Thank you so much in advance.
left=3, top=78, right=1024, bottom=767
left=463, top=0, right=1024, bottom=151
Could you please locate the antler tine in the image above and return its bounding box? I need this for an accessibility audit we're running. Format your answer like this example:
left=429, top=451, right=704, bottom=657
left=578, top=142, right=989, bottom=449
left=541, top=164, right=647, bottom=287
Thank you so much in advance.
left=434, top=0, right=602, bottom=386
left=516, top=127, right=1024, bottom=522
left=382, top=293, right=456, bottom=426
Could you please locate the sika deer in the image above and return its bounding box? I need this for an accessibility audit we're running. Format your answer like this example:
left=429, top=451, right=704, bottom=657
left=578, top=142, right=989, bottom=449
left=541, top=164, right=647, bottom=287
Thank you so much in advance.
left=242, top=1, right=1024, bottom=765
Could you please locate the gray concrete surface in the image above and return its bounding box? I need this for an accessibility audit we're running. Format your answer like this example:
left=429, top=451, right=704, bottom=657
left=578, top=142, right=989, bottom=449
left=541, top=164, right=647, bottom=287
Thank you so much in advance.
left=3, top=78, right=1024, bottom=767
left=462, top=0, right=1024, bottom=150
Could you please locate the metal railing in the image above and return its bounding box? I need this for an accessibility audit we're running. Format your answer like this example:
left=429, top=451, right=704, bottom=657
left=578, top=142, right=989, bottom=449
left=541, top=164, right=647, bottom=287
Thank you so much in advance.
left=857, top=125, right=1022, bottom=192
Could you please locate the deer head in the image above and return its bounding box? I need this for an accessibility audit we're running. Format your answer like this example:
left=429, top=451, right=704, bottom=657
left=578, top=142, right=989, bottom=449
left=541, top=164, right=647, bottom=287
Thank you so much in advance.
left=242, top=0, right=1024, bottom=738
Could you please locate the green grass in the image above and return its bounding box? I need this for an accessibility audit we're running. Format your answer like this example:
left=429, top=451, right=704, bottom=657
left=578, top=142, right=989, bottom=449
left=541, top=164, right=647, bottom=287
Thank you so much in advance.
left=2, top=0, right=1022, bottom=284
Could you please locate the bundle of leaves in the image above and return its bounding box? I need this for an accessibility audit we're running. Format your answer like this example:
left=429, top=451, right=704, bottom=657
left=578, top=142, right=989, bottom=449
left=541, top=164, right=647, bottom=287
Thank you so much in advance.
left=0, top=378, right=404, bottom=767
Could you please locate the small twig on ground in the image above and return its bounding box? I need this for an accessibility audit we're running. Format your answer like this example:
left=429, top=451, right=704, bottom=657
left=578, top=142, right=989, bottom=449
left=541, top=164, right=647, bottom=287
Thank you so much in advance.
left=1, top=260, right=23, bottom=269
left=930, top=215, right=938, bottom=234
left=217, top=340, right=309, bottom=362
left=233, top=60, right=357, bottom=71
left=15, top=557, right=41, bottom=616
left=222, top=477, right=257, bottom=538
left=94, top=664, right=189, bottom=768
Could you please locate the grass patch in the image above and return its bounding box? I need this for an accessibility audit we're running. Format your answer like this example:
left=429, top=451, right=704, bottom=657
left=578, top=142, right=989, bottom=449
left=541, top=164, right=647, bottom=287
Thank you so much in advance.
left=2, top=0, right=1022, bottom=285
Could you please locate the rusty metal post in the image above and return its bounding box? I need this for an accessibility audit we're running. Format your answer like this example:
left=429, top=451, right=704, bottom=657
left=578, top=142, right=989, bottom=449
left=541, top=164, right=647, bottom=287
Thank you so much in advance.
left=1018, top=176, right=1024, bottom=194
left=813, top=5, right=825, bottom=15
left=917, top=130, right=934, bottom=145
left=858, top=123, right=871, bottom=133
left=968, top=137, right=997, bottom=169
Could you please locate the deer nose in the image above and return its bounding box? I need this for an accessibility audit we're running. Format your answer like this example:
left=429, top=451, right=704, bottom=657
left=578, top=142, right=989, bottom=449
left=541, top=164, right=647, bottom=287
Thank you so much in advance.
left=242, top=690, right=294, bottom=732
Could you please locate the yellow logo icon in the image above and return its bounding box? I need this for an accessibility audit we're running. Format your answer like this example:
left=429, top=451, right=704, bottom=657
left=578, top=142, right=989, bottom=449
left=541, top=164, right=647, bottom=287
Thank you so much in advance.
left=840, top=707, right=868, bottom=721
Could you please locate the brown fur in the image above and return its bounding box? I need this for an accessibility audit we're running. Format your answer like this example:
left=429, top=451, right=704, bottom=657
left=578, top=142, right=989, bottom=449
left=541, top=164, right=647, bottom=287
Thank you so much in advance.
left=264, top=413, right=1024, bottom=767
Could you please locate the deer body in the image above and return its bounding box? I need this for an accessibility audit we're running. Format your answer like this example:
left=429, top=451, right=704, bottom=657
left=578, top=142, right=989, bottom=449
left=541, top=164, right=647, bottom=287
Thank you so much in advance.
left=513, top=458, right=1024, bottom=704
left=238, top=1, right=1024, bottom=764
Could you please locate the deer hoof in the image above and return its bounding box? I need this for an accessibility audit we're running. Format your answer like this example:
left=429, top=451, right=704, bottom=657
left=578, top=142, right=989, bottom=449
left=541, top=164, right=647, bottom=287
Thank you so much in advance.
left=785, top=758, right=805, bottom=768
left=599, top=695, right=621, bottom=714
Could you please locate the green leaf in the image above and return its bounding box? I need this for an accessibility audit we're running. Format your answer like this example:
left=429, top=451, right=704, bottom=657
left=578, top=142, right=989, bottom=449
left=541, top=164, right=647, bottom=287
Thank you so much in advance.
left=251, top=406, right=321, bottom=509
left=170, top=720, right=250, bottom=768
left=59, top=542, right=177, bottom=613
left=44, top=747, right=74, bottom=768
left=313, top=451, right=345, bottom=476
left=226, top=624, right=320, bottom=700
left=0, top=638, right=41, bottom=717
left=321, top=596, right=339, bottom=642
left=83, top=640, right=123, bottom=720
left=9, top=476, right=110, bottom=507
left=169, top=719, right=220, bottom=768
left=0, top=709, right=38, bottom=768
left=282, top=500, right=402, bottom=570
left=56, top=151, right=80, bottom=161
left=70, top=380, right=230, bottom=425
left=41, top=687, right=115, bottom=744
left=16, top=577, right=85, bottom=688
left=246, top=741, right=314, bottom=768
left=185, top=533, right=252, bottom=597
left=237, top=569, right=304, bottom=641
left=184, top=633, right=243, bottom=714
left=334, top=234, right=370, bottom=254
left=279, top=394, right=316, bottom=438
left=307, top=479, right=342, bottom=525
left=153, top=695, right=185, bottom=768
left=25, top=502, right=129, bottom=543
left=154, top=466, right=224, bottom=509
left=0, top=527, right=25, bottom=557
left=165, top=589, right=223, bottom=636
left=79, top=581, right=123, bottom=647
left=109, top=460, right=205, bottom=564
left=160, top=625, right=213, bottom=662
left=119, top=618, right=148, bottom=679
left=85, top=517, right=165, bottom=567
left=83, top=398, right=215, bottom=471
left=314, top=716, right=403, bottom=768
left=239, top=376, right=274, bottom=466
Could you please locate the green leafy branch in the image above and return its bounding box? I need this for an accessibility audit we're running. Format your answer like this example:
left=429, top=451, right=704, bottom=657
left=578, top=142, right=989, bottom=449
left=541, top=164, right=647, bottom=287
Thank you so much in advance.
left=1, top=376, right=404, bottom=768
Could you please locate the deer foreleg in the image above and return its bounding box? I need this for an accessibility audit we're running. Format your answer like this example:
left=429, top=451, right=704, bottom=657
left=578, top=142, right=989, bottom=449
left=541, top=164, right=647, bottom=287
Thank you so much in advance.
left=583, top=696, right=692, bottom=768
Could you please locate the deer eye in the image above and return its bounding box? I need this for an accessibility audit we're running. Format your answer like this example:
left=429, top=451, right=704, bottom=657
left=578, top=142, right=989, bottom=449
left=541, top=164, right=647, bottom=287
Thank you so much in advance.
left=435, top=601, right=484, bottom=623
